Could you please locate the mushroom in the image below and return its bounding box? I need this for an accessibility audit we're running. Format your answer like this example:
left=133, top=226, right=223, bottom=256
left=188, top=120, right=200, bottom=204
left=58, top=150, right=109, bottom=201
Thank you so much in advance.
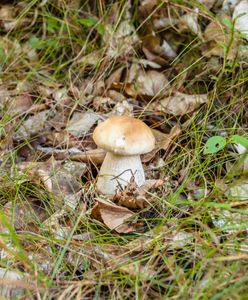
left=93, top=115, right=155, bottom=195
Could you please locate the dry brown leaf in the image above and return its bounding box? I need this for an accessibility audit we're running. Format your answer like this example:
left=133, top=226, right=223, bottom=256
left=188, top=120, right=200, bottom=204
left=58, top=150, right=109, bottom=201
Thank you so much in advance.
left=13, top=109, right=55, bottom=141
left=110, top=100, right=133, bottom=116
left=143, top=125, right=181, bottom=162
left=8, top=93, right=33, bottom=115
left=18, top=159, right=82, bottom=199
left=106, top=67, right=125, bottom=89
left=0, top=268, right=23, bottom=299
left=142, top=46, right=168, bottom=66
left=233, top=0, right=248, bottom=40
left=158, top=92, right=208, bottom=116
left=66, top=112, right=100, bottom=137
left=106, top=90, right=126, bottom=102
left=143, top=35, right=177, bottom=60
left=139, top=0, right=158, bottom=18
left=125, top=65, right=170, bottom=98
left=0, top=200, right=47, bottom=232
left=179, top=9, right=202, bottom=37
left=92, top=96, right=116, bottom=112
left=92, top=198, right=138, bottom=233
left=203, top=17, right=238, bottom=59
left=104, top=20, right=139, bottom=59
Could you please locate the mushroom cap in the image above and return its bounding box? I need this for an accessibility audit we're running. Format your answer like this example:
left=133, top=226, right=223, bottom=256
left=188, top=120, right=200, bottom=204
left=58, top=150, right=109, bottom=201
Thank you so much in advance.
left=93, top=115, right=155, bottom=155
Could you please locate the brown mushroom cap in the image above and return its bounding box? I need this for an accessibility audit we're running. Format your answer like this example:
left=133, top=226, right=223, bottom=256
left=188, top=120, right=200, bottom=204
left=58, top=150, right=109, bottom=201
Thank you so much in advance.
left=93, top=116, right=155, bottom=155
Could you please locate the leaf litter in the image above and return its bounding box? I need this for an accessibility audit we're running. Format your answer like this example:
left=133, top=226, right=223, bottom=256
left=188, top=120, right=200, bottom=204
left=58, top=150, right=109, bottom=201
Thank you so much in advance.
left=1, top=0, right=248, bottom=298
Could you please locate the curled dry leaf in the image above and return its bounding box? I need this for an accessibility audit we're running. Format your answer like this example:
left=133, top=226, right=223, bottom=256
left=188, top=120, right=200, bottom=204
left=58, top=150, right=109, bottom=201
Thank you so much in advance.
left=92, top=198, right=139, bottom=233
left=8, top=93, right=33, bottom=115
left=143, top=35, right=177, bottom=60
left=125, top=65, right=170, bottom=98
left=92, top=96, right=115, bottom=112
left=233, top=143, right=248, bottom=172
left=110, top=100, right=134, bottom=116
left=66, top=112, right=100, bottom=137
left=158, top=92, right=208, bottom=116
left=179, top=9, right=202, bottom=37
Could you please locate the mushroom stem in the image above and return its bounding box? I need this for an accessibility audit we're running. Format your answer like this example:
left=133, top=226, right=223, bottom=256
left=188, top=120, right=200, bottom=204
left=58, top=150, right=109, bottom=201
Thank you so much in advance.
left=96, top=152, right=145, bottom=195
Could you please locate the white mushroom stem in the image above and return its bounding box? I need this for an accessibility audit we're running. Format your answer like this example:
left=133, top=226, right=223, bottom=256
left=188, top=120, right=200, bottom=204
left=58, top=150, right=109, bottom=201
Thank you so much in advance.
left=96, top=152, right=145, bottom=195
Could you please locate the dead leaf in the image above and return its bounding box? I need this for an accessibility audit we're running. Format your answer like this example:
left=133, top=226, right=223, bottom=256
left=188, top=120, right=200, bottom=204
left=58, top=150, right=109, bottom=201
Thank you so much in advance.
left=92, top=96, right=116, bottom=112
left=92, top=198, right=138, bottom=233
left=210, top=208, right=248, bottom=234
left=179, top=9, right=202, bottom=37
left=0, top=199, right=47, bottom=232
left=125, top=65, right=170, bottom=98
left=225, top=179, right=248, bottom=200
left=0, top=268, right=23, bottom=299
left=143, top=35, right=177, bottom=60
left=110, top=100, right=133, bottom=116
left=158, top=92, right=208, bottom=115
left=18, top=159, right=82, bottom=199
left=105, top=20, right=139, bottom=59
left=106, top=67, right=124, bottom=89
left=143, top=125, right=181, bottom=162
left=233, top=0, right=248, bottom=40
left=203, top=17, right=238, bottom=59
left=66, top=112, right=100, bottom=137
left=13, top=109, right=55, bottom=141
left=8, top=93, right=33, bottom=115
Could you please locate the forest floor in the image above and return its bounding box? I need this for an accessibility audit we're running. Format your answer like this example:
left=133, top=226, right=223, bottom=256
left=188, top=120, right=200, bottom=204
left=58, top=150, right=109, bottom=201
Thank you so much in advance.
left=0, top=0, right=248, bottom=299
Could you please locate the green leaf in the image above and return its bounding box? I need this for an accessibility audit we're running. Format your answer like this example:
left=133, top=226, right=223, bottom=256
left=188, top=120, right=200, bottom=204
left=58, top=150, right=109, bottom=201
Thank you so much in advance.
left=222, top=18, right=233, bottom=30
left=47, top=17, right=60, bottom=33
left=203, top=136, right=227, bottom=155
left=79, top=18, right=97, bottom=27
left=29, top=36, right=44, bottom=50
left=96, top=23, right=105, bottom=36
left=230, top=135, right=248, bottom=149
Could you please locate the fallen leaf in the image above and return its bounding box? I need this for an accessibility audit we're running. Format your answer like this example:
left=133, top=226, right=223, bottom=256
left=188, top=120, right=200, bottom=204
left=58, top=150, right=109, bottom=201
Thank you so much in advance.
left=105, top=20, right=139, bottom=59
left=0, top=199, right=47, bottom=232
left=210, top=208, right=248, bottom=234
left=158, top=92, right=208, bottom=115
left=179, top=9, right=202, bottom=37
left=8, top=93, right=33, bottom=115
left=13, top=109, right=55, bottom=141
left=0, top=268, right=23, bottom=299
left=225, top=179, right=248, bottom=200
left=66, top=112, right=100, bottom=137
left=110, top=100, right=133, bottom=116
left=125, top=65, right=170, bottom=98
left=233, top=0, right=248, bottom=40
left=143, top=125, right=181, bottom=162
left=92, top=198, right=138, bottom=233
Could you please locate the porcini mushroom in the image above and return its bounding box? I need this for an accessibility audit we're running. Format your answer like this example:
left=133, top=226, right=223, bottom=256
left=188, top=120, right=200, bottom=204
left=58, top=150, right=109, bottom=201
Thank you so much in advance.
left=93, top=115, right=155, bottom=195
